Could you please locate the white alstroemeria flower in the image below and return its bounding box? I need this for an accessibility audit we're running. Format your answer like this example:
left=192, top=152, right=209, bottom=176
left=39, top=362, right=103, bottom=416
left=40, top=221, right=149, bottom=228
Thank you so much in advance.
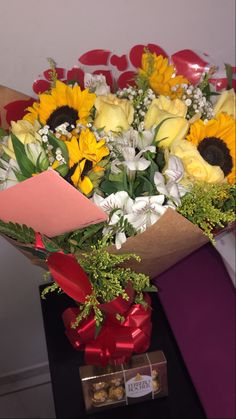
left=84, top=73, right=110, bottom=96
left=110, top=158, right=122, bottom=174
left=0, top=158, right=19, bottom=190
left=154, top=155, right=187, bottom=207
left=154, top=172, right=182, bottom=207
left=92, top=191, right=134, bottom=249
left=122, top=145, right=155, bottom=172
left=102, top=210, right=127, bottom=249
left=25, top=142, right=48, bottom=166
left=107, top=128, right=156, bottom=155
left=93, top=191, right=133, bottom=214
left=135, top=129, right=156, bottom=150
left=127, top=195, right=167, bottom=233
left=164, top=155, right=184, bottom=182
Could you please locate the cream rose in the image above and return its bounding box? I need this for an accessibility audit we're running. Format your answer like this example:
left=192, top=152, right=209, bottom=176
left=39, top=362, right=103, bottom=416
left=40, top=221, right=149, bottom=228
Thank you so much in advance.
left=3, top=120, right=41, bottom=160
left=93, top=94, right=134, bottom=132
left=171, top=139, right=225, bottom=184
left=214, top=89, right=236, bottom=118
left=144, top=96, right=189, bottom=148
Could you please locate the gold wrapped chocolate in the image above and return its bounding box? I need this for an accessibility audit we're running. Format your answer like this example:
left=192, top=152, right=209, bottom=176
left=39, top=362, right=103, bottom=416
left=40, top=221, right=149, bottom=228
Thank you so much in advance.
left=110, top=377, right=123, bottom=387
left=92, top=389, right=108, bottom=404
left=92, top=381, right=107, bottom=391
left=152, top=379, right=160, bottom=393
left=108, top=385, right=125, bottom=401
left=80, top=350, right=168, bottom=413
left=152, top=369, right=159, bottom=379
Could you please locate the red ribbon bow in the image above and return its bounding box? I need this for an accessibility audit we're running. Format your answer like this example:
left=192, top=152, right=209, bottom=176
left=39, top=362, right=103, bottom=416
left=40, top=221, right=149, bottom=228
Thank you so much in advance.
left=35, top=233, right=152, bottom=365
left=62, top=294, right=152, bottom=366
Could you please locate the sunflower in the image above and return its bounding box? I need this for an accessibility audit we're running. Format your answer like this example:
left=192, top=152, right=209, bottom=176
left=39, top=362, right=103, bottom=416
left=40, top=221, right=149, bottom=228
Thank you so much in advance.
left=24, top=80, right=96, bottom=130
left=139, top=52, right=189, bottom=99
left=186, top=113, right=235, bottom=184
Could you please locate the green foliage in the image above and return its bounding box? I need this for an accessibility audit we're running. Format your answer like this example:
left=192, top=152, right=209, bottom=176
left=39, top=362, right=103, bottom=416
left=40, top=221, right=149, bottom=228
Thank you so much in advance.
left=0, top=219, right=35, bottom=243
left=0, top=128, right=7, bottom=140
left=41, top=282, right=61, bottom=299
left=177, top=183, right=236, bottom=241
left=225, top=64, right=233, bottom=90
left=135, top=48, right=154, bottom=92
left=11, top=134, right=36, bottom=178
left=47, top=132, right=69, bottom=164
left=71, top=237, right=157, bottom=327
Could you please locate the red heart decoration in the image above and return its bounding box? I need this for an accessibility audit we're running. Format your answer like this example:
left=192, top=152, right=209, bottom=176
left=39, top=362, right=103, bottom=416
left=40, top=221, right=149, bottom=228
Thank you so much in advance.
left=129, top=43, right=168, bottom=68
left=110, top=54, right=128, bottom=71
left=171, top=49, right=209, bottom=85
left=4, top=98, right=35, bottom=125
left=67, top=67, right=85, bottom=88
left=79, top=49, right=111, bottom=66
left=44, top=67, right=65, bottom=81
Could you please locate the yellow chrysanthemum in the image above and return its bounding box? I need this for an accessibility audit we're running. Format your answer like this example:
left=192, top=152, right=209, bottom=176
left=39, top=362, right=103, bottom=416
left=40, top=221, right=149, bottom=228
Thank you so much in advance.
left=24, top=80, right=96, bottom=129
left=65, top=128, right=109, bottom=168
left=71, top=159, right=94, bottom=195
left=139, top=52, right=189, bottom=99
left=64, top=128, right=109, bottom=195
left=186, top=113, right=235, bottom=184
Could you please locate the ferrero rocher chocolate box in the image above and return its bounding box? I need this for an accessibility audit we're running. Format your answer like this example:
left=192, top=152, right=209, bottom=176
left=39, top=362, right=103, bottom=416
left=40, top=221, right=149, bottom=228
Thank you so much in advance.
left=79, top=350, right=168, bottom=413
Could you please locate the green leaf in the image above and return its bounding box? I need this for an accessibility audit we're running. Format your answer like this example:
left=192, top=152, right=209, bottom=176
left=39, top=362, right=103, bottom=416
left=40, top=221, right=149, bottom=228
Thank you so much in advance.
left=13, top=170, right=28, bottom=182
left=0, top=128, right=7, bottom=139
left=55, top=164, right=69, bottom=177
left=35, top=153, right=49, bottom=172
left=11, top=134, right=36, bottom=177
left=0, top=152, right=10, bottom=163
left=47, top=132, right=69, bottom=163
left=154, top=117, right=175, bottom=139
left=0, top=219, right=35, bottom=243
left=17, top=245, right=47, bottom=260
left=42, top=236, right=61, bottom=253
left=225, top=63, right=233, bottom=89
left=94, top=321, right=103, bottom=339
left=142, top=285, right=158, bottom=292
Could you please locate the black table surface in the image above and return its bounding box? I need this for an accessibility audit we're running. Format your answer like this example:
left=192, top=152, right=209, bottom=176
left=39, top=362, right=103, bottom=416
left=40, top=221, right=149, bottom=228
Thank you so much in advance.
left=39, top=285, right=206, bottom=419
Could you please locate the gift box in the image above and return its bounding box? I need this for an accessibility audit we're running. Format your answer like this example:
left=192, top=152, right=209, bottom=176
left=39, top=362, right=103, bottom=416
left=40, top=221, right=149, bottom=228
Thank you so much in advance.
left=79, top=350, right=168, bottom=413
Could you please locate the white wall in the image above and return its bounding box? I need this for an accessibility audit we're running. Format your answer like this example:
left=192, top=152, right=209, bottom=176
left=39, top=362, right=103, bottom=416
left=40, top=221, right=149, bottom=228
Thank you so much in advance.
left=0, top=0, right=235, bottom=376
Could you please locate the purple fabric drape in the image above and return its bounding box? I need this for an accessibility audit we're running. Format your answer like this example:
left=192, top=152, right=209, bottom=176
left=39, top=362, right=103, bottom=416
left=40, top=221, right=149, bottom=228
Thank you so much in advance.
left=153, top=243, right=236, bottom=419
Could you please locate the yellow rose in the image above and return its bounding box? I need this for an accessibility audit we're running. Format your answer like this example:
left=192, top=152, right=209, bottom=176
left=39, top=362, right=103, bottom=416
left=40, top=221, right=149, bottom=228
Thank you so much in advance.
left=144, top=96, right=189, bottom=148
left=3, top=120, right=41, bottom=160
left=214, top=89, right=236, bottom=118
left=93, top=94, right=134, bottom=132
left=171, top=139, right=225, bottom=184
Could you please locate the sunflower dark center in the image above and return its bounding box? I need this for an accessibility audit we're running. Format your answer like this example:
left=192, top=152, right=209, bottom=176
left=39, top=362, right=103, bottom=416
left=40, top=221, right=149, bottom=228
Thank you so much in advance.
left=198, top=136, right=233, bottom=176
left=46, top=106, right=78, bottom=131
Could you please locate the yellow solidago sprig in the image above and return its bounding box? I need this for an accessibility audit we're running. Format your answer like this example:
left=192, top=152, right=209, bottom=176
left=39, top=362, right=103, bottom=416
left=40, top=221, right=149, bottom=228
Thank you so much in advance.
left=177, top=182, right=236, bottom=241
left=76, top=240, right=155, bottom=302
left=137, top=50, right=189, bottom=99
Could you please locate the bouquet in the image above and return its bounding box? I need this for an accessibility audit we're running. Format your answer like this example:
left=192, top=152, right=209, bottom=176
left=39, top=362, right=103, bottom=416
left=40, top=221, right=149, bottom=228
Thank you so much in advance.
left=0, top=45, right=235, bottom=365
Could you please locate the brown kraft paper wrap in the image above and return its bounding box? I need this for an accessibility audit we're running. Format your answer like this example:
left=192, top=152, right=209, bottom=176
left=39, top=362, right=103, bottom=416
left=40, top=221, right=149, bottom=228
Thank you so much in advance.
left=0, top=209, right=209, bottom=278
